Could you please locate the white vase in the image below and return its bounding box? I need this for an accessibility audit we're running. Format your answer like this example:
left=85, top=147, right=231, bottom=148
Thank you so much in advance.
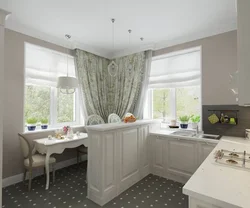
left=191, top=123, right=198, bottom=129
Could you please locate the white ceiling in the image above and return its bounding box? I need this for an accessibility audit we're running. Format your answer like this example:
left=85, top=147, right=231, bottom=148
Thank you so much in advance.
left=0, top=0, right=237, bottom=59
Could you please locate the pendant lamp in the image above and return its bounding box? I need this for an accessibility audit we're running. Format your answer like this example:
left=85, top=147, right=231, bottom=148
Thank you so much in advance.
left=108, top=19, right=118, bottom=77
left=57, top=34, right=78, bottom=94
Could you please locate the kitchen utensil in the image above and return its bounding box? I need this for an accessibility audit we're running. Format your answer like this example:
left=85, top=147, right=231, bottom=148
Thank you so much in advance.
left=208, top=114, right=219, bottom=124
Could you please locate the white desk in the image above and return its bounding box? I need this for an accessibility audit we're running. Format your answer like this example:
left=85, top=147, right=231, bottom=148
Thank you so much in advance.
left=34, top=133, right=88, bottom=189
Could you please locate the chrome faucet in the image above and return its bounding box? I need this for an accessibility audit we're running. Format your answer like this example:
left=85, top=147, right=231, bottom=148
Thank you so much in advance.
left=195, top=125, right=199, bottom=135
left=245, top=129, right=250, bottom=140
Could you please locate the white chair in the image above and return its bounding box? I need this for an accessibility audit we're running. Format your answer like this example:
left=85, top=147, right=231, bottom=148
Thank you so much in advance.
left=108, top=113, right=121, bottom=123
left=86, top=114, right=105, bottom=126
left=18, top=133, right=56, bottom=191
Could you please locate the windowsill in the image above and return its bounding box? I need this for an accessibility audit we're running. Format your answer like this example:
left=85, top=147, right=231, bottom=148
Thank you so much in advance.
left=22, top=124, right=86, bottom=135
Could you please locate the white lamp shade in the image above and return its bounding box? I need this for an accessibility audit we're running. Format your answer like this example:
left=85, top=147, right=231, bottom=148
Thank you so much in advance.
left=57, top=76, right=78, bottom=94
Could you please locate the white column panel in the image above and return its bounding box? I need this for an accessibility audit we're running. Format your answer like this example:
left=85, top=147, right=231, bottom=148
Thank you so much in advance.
left=0, top=8, right=11, bottom=207
left=103, top=132, right=116, bottom=191
left=119, top=128, right=140, bottom=193
left=139, top=125, right=150, bottom=178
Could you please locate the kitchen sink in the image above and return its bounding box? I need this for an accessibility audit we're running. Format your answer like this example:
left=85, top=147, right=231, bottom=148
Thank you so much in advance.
left=199, top=134, right=221, bottom=140
left=171, top=131, right=221, bottom=140
left=171, top=130, right=196, bottom=137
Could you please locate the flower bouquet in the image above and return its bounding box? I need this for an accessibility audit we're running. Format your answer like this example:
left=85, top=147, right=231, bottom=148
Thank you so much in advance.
left=63, top=126, right=70, bottom=134
left=124, top=113, right=136, bottom=123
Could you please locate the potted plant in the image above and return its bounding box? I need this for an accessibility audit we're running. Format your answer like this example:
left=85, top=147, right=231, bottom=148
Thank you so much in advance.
left=26, top=117, right=38, bottom=131
left=40, top=118, right=49, bottom=129
left=179, top=115, right=190, bottom=129
left=190, top=115, right=200, bottom=129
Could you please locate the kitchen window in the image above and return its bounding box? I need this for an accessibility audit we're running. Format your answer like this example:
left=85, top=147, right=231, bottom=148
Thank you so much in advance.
left=24, top=43, right=80, bottom=131
left=144, top=47, right=201, bottom=121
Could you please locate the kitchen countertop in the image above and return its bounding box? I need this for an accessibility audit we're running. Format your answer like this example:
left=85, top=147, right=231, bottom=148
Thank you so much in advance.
left=183, top=136, right=250, bottom=208
left=149, top=129, right=220, bottom=144
left=86, top=119, right=159, bottom=132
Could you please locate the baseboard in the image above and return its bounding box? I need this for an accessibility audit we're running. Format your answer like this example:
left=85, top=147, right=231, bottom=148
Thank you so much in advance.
left=2, top=155, right=87, bottom=188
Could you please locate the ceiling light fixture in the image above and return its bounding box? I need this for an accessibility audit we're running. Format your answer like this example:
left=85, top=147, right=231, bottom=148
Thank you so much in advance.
left=108, top=18, right=118, bottom=77
left=57, top=34, right=78, bottom=94
left=127, top=29, right=133, bottom=72
left=128, top=29, right=132, bottom=45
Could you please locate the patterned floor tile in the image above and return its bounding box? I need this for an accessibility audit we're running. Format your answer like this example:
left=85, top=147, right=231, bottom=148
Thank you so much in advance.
left=2, top=163, right=188, bottom=208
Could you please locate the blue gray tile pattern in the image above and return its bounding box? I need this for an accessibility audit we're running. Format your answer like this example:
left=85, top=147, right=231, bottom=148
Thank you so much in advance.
left=3, top=163, right=188, bottom=208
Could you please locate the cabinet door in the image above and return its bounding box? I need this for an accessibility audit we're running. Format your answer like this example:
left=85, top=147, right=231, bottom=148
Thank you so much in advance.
left=189, top=197, right=222, bottom=208
left=118, top=128, right=140, bottom=193
left=238, top=1, right=250, bottom=106
left=199, top=142, right=216, bottom=165
left=167, top=138, right=197, bottom=178
left=139, top=125, right=150, bottom=178
left=151, top=136, right=166, bottom=177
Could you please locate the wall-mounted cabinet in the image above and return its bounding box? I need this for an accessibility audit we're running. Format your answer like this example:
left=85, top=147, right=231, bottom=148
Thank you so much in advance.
left=238, top=1, right=250, bottom=106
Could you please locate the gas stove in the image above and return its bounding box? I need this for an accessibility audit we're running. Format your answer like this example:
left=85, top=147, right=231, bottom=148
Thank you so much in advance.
left=215, top=149, right=250, bottom=170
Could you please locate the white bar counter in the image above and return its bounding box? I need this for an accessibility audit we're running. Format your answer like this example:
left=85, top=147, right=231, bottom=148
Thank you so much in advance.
left=85, top=120, right=158, bottom=206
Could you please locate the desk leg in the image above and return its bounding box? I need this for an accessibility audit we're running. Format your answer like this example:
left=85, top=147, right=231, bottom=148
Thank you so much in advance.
left=45, top=152, right=51, bottom=190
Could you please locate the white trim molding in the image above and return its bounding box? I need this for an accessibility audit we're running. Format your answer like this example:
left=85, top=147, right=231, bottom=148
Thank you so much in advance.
left=0, top=8, right=11, bottom=26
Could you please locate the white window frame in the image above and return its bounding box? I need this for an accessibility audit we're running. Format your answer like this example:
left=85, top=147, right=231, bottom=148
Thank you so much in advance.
left=147, top=87, right=201, bottom=120
left=24, top=85, right=80, bottom=131
left=144, top=46, right=202, bottom=128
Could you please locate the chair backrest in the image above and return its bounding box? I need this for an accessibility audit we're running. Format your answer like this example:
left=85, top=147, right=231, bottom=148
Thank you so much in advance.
left=86, top=114, right=105, bottom=126
left=108, top=113, right=121, bottom=123
left=18, top=133, right=32, bottom=159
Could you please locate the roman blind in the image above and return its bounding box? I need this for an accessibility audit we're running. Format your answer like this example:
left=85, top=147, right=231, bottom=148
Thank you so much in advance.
left=149, top=48, right=201, bottom=88
left=25, top=43, right=76, bottom=87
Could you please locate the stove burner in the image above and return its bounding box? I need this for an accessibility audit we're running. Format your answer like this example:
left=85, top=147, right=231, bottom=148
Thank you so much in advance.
left=226, top=159, right=238, bottom=164
left=229, top=152, right=239, bottom=157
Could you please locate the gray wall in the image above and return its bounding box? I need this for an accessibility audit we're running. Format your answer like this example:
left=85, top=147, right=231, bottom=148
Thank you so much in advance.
left=3, top=29, right=84, bottom=179
left=154, top=30, right=238, bottom=106
left=3, top=29, right=238, bottom=179
left=203, top=105, right=250, bottom=138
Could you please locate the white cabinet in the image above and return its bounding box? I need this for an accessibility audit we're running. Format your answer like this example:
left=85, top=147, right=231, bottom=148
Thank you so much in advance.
left=167, top=138, right=198, bottom=178
left=189, top=197, right=222, bottom=208
left=151, top=136, right=166, bottom=177
left=150, top=135, right=218, bottom=183
left=238, top=1, right=250, bottom=106
left=198, top=142, right=216, bottom=166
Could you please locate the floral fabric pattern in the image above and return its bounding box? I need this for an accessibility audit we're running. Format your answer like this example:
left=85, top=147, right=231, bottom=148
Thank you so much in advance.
left=75, top=49, right=147, bottom=122
left=86, top=115, right=105, bottom=126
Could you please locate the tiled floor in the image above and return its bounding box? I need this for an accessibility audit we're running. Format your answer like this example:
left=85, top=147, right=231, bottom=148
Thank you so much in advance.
left=2, top=163, right=188, bottom=208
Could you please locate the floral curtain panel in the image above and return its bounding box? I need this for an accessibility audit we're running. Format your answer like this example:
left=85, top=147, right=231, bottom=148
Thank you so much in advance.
left=75, top=49, right=151, bottom=122
left=111, top=52, right=146, bottom=119
left=75, top=50, right=110, bottom=122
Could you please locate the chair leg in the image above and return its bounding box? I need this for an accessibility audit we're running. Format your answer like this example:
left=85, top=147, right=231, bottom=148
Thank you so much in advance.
left=52, top=164, right=55, bottom=183
left=28, top=168, right=33, bottom=191
left=23, top=169, right=27, bottom=182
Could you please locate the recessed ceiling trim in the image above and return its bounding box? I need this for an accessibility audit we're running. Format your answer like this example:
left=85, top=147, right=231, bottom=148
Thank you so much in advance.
left=5, top=21, right=112, bottom=59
